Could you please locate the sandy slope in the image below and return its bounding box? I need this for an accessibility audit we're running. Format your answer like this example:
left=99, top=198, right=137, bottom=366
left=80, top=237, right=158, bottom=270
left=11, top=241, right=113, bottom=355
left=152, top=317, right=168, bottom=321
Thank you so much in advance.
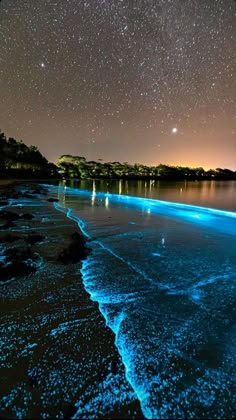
left=0, top=182, right=143, bottom=419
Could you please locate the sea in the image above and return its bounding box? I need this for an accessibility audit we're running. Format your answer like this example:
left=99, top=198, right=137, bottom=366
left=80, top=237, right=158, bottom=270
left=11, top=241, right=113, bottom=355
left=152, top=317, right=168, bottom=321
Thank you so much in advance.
left=48, top=179, right=236, bottom=419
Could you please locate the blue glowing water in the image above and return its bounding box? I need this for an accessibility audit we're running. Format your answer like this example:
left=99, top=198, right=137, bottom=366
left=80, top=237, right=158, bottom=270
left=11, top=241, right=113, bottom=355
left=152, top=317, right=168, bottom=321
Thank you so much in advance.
left=49, top=184, right=236, bottom=419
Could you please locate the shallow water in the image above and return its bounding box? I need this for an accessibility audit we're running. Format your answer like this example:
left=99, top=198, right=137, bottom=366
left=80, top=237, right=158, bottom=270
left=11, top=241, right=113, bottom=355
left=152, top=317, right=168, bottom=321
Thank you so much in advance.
left=61, top=179, right=236, bottom=211
left=50, top=181, right=236, bottom=419
left=0, top=194, right=141, bottom=419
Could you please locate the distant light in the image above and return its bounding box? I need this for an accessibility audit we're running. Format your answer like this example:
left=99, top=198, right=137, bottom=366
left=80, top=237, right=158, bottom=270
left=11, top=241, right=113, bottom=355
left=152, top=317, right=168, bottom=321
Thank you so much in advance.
left=40, top=63, right=45, bottom=68
left=172, top=127, right=178, bottom=134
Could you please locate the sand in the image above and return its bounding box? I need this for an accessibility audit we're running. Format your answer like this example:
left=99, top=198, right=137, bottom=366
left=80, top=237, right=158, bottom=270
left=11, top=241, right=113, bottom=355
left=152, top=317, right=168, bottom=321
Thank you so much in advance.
left=0, top=182, right=143, bottom=419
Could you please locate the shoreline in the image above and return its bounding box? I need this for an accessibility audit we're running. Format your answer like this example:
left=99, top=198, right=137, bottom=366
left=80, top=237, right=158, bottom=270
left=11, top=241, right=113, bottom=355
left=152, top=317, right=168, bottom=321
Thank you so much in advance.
left=0, top=182, right=143, bottom=419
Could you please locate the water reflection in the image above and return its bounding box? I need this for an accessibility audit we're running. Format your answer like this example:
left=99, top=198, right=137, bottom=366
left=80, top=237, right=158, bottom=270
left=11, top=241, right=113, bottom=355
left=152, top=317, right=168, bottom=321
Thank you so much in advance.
left=59, top=179, right=236, bottom=211
left=105, top=196, right=109, bottom=209
left=119, top=180, right=122, bottom=195
left=91, top=180, right=96, bottom=207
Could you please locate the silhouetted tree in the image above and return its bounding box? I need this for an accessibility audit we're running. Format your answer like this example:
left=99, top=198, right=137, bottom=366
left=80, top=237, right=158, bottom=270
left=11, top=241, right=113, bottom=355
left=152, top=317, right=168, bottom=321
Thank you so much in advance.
left=0, top=129, right=58, bottom=179
left=55, top=153, right=236, bottom=181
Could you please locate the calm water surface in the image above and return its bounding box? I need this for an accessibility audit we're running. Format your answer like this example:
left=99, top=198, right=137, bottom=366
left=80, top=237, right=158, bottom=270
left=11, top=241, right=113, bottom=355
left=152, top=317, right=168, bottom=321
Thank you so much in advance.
left=63, top=179, right=236, bottom=211
left=50, top=179, right=236, bottom=419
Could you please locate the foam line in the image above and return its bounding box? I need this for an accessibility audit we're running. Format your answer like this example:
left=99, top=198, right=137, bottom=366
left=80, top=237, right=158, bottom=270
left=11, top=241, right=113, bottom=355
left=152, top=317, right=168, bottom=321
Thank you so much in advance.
left=80, top=258, right=153, bottom=418
left=54, top=202, right=171, bottom=291
left=53, top=202, right=91, bottom=239
left=53, top=200, right=155, bottom=415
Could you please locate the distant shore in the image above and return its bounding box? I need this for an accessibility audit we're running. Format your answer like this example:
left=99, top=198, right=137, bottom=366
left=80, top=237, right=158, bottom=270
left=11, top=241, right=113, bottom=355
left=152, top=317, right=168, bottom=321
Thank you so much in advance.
left=0, top=181, right=143, bottom=419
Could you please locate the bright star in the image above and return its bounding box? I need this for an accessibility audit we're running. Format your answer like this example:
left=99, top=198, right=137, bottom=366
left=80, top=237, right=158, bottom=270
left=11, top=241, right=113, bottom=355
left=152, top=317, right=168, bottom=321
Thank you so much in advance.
left=172, top=127, right=178, bottom=134
left=40, top=63, right=45, bottom=68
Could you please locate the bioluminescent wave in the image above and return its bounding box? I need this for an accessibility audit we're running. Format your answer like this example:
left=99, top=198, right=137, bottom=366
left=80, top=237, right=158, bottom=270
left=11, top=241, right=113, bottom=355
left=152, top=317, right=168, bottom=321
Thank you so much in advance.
left=53, top=185, right=236, bottom=234
left=48, top=184, right=236, bottom=419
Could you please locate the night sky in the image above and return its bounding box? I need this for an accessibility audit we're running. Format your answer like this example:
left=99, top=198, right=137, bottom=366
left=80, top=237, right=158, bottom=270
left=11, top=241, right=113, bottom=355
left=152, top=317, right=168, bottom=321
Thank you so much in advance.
left=0, top=0, right=235, bottom=169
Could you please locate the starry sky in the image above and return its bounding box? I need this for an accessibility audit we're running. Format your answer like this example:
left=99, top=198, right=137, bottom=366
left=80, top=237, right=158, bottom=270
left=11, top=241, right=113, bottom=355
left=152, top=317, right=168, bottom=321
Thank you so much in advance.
left=0, top=0, right=235, bottom=169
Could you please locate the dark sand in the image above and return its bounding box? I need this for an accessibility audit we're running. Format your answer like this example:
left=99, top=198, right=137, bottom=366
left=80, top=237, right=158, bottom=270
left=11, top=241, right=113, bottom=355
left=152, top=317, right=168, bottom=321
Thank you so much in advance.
left=0, top=182, right=143, bottom=419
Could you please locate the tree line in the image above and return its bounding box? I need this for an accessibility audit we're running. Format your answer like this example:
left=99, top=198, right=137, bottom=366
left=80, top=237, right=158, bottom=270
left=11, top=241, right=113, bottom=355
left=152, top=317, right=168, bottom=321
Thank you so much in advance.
left=0, top=129, right=235, bottom=180
left=0, top=130, right=57, bottom=178
left=57, top=154, right=236, bottom=180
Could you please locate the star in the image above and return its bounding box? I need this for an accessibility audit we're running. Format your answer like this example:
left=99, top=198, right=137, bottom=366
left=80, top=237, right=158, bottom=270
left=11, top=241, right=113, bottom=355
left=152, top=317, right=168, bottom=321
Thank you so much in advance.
left=0, top=0, right=234, bottom=169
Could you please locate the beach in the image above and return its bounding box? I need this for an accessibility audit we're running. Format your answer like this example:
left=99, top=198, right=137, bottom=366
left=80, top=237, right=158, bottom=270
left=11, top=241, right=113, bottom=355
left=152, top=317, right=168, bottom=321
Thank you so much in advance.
left=0, top=181, right=143, bottom=419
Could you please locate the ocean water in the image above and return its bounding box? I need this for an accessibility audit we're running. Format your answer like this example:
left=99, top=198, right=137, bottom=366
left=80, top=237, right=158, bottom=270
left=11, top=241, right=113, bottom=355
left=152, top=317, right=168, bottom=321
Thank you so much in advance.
left=49, top=182, right=236, bottom=419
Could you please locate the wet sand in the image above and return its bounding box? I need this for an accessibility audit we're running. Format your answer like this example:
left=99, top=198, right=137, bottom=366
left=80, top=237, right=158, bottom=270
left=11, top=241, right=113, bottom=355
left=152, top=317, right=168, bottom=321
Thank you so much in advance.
left=0, top=182, right=143, bottom=419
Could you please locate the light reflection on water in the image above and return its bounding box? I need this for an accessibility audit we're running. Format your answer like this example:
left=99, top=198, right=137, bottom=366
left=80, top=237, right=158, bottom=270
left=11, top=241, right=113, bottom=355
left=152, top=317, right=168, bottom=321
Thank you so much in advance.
left=59, top=179, right=236, bottom=211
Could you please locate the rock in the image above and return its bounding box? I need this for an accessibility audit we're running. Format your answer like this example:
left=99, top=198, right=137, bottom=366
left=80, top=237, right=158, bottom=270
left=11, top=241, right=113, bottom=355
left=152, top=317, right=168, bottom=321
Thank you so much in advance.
left=25, top=234, right=44, bottom=245
left=0, top=246, right=38, bottom=281
left=71, top=231, right=83, bottom=241
left=20, top=213, right=34, bottom=220
left=0, top=210, right=20, bottom=222
left=57, top=232, right=90, bottom=264
left=0, top=200, right=9, bottom=206
left=47, top=198, right=59, bottom=202
left=6, top=246, right=33, bottom=261
left=0, top=233, right=21, bottom=243
left=0, top=221, right=16, bottom=229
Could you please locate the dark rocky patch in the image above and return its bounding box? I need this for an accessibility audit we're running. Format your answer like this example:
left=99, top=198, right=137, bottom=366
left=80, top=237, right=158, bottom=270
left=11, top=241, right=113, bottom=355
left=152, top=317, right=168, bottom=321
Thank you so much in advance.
left=4, top=189, right=24, bottom=199
left=25, top=234, right=45, bottom=245
left=0, top=210, right=34, bottom=224
left=0, top=221, right=16, bottom=229
left=0, top=246, right=38, bottom=282
left=0, top=200, right=9, bottom=206
left=0, top=233, right=21, bottom=243
left=57, top=231, right=90, bottom=264
left=0, top=210, right=20, bottom=222
left=47, top=198, right=59, bottom=202
left=70, top=231, right=83, bottom=241
left=20, top=213, right=34, bottom=220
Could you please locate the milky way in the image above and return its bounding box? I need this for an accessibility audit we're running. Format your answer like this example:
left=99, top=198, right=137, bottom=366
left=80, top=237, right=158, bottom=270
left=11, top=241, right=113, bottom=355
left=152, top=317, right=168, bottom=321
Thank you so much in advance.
left=0, top=0, right=235, bottom=169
